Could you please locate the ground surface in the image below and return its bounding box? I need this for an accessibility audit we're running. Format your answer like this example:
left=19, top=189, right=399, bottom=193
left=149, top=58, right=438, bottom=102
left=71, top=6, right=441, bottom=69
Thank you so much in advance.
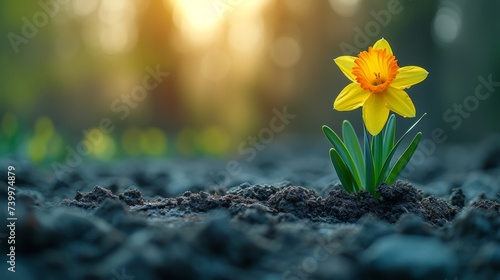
left=1, top=136, right=500, bottom=280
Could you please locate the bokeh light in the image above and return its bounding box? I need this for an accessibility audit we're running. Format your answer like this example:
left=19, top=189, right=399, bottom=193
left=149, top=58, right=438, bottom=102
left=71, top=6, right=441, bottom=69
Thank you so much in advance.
left=140, top=128, right=168, bottom=156
left=433, top=3, right=462, bottom=44
left=329, top=0, right=362, bottom=17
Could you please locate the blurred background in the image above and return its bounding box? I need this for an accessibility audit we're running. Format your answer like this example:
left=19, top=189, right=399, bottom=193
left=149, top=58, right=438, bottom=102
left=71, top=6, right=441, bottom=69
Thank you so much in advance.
left=1, top=0, right=499, bottom=164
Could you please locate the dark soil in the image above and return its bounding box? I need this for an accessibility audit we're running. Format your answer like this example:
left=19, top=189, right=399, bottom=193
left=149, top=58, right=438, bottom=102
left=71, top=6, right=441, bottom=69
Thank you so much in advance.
left=1, top=138, right=500, bottom=280
left=61, top=182, right=459, bottom=226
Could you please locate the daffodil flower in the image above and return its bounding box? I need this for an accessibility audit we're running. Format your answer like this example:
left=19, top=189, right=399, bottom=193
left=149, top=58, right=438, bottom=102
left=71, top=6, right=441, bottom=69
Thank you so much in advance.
left=333, top=38, right=428, bottom=135
left=323, top=38, right=428, bottom=197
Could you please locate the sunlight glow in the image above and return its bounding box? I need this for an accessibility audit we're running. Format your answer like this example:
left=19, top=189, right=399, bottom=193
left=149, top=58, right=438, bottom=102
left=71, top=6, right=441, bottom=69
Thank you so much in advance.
left=99, top=0, right=137, bottom=54
left=72, top=0, right=99, bottom=17
left=228, top=20, right=264, bottom=54
left=170, top=0, right=222, bottom=46
left=169, top=0, right=268, bottom=47
left=329, top=0, right=361, bottom=17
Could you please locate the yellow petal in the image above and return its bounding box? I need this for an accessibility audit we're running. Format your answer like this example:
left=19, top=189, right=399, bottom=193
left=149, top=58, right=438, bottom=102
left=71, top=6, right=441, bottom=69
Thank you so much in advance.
left=386, top=87, right=416, bottom=117
left=334, top=56, right=357, bottom=82
left=373, top=38, right=393, bottom=55
left=334, top=83, right=371, bottom=111
left=391, top=66, right=428, bottom=89
left=362, top=93, right=389, bottom=135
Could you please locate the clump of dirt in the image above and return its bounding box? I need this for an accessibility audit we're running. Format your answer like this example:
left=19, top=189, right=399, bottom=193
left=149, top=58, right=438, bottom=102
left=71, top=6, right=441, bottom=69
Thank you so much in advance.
left=119, top=189, right=144, bottom=206
left=62, top=185, right=118, bottom=209
left=470, top=199, right=500, bottom=213
left=62, top=186, right=144, bottom=208
left=377, top=182, right=421, bottom=202
left=267, top=186, right=320, bottom=219
left=322, top=183, right=428, bottom=224
left=421, top=196, right=458, bottom=225
left=227, top=183, right=283, bottom=201
left=175, top=191, right=228, bottom=212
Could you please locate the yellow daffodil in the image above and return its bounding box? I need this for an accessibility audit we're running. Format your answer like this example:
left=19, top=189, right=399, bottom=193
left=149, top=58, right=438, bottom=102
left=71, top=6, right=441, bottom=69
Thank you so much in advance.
left=333, top=38, right=428, bottom=135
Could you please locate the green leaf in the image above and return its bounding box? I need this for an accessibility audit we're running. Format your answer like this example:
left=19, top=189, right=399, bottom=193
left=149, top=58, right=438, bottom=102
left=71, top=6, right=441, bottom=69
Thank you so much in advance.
left=376, top=113, right=427, bottom=186
left=342, top=120, right=365, bottom=185
left=329, top=148, right=355, bottom=193
left=364, top=127, right=375, bottom=195
left=386, top=132, right=422, bottom=185
left=322, top=125, right=362, bottom=191
left=372, top=131, right=384, bottom=176
left=382, top=114, right=396, bottom=159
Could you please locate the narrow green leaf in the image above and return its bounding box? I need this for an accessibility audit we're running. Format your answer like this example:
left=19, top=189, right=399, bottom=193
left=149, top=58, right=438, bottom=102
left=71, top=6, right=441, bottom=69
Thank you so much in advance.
left=364, top=128, right=375, bottom=195
left=372, top=131, right=384, bottom=176
left=342, top=120, right=365, bottom=185
left=382, top=114, right=396, bottom=159
left=386, top=132, right=422, bottom=185
left=322, top=125, right=362, bottom=191
left=329, top=148, right=355, bottom=193
left=376, top=113, right=427, bottom=186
